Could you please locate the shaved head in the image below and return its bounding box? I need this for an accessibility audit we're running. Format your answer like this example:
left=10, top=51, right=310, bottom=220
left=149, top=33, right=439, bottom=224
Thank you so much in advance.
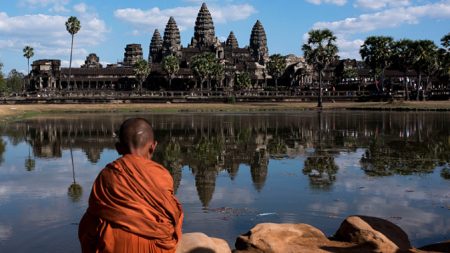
left=118, top=118, right=154, bottom=151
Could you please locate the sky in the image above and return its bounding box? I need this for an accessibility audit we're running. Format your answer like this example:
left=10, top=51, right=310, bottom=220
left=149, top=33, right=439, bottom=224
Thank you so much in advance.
left=0, top=0, right=449, bottom=74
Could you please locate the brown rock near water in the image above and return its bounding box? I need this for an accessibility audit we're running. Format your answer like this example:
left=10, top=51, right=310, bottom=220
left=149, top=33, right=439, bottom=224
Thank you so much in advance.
left=234, top=223, right=369, bottom=253
left=176, top=232, right=232, bottom=253
left=333, top=215, right=412, bottom=253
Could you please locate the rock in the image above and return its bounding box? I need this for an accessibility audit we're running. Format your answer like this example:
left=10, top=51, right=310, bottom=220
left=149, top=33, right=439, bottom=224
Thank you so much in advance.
left=419, top=240, right=450, bottom=252
left=234, top=223, right=365, bottom=253
left=176, top=232, right=231, bottom=253
left=333, top=215, right=412, bottom=253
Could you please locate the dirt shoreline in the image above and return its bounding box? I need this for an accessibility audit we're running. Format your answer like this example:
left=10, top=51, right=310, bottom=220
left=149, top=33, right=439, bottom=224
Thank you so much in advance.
left=1, top=101, right=449, bottom=121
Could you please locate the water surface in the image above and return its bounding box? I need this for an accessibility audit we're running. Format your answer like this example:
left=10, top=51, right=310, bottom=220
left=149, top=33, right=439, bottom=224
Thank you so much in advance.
left=0, top=111, right=449, bottom=252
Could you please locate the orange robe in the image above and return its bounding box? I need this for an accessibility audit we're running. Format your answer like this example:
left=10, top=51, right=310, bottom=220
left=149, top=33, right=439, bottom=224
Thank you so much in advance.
left=79, top=154, right=183, bottom=253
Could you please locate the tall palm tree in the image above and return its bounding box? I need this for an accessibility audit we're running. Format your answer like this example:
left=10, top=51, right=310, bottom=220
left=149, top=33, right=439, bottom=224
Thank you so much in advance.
left=161, top=55, right=179, bottom=89
left=302, top=29, right=339, bottom=107
left=360, top=36, right=394, bottom=92
left=23, top=46, right=34, bottom=92
left=392, top=39, right=414, bottom=100
left=210, top=61, right=224, bottom=90
left=133, top=59, right=150, bottom=92
left=267, top=54, right=286, bottom=91
left=65, top=16, right=81, bottom=90
left=411, top=40, right=439, bottom=100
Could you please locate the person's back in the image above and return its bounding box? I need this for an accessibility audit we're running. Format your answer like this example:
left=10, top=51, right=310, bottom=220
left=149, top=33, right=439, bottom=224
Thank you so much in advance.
left=78, top=118, right=183, bottom=253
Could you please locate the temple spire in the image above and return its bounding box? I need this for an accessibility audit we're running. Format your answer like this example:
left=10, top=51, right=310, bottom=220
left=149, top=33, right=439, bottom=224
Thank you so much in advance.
left=163, top=16, right=181, bottom=56
left=250, top=20, right=269, bottom=64
left=226, top=31, right=239, bottom=49
left=190, top=2, right=217, bottom=48
left=149, top=29, right=163, bottom=63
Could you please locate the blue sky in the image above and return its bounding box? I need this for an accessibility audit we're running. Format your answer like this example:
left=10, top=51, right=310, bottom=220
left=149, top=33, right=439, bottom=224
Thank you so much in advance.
left=0, top=0, right=449, bottom=74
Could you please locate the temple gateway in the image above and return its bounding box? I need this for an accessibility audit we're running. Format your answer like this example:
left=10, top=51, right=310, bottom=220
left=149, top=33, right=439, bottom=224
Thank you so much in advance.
left=29, top=3, right=287, bottom=92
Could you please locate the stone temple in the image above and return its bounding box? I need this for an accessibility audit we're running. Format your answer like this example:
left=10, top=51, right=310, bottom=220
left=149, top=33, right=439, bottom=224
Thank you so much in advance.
left=29, top=2, right=271, bottom=91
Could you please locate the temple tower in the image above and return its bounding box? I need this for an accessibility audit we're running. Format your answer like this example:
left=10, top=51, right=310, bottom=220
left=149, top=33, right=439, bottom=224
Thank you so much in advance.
left=81, top=53, right=102, bottom=68
left=162, top=17, right=181, bottom=57
left=226, top=31, right=239, bottom=49
left=149, top=29, right=163, bottom=63
left=249, top=20, right=269, bottom=64
left=123, top=44, right=143, bottom=66
left=190, top=3, right=218, bottom=49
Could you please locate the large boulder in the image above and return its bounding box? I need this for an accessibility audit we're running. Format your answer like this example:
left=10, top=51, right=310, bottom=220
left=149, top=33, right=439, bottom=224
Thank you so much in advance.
left=176, top=232, right=231, bottom=253
left=333, top=215, right=412, bottom=253
left=234, top=223, right=364, bottom=253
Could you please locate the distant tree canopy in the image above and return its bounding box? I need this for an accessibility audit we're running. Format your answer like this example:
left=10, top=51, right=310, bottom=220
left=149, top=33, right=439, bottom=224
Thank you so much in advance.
left=7, top=69, right=25, bottom=93
left=360, top=36, right=394, bottom=80
left=161, top=55, right=180, bottom=88
left=133, top=59, right=150, bottom=91
left=267, top=54, right=286, bottom=89
left=0, top=62, right=6, bottom=94
left=235, top=72, right=252, bottom=90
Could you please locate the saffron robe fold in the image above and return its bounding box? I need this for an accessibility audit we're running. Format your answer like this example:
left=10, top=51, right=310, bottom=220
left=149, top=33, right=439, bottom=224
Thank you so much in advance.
left=79, top=154, right=183, bottom=253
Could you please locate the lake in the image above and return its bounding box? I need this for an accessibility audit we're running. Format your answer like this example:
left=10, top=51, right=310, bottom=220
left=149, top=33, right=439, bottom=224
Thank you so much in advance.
left=0, top=111, right=449, bottom=252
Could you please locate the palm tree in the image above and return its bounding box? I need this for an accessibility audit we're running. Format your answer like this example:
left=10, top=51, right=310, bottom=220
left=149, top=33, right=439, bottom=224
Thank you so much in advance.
left=235, top=72, right=252, bottom=90
left=302, top=29, right=339, bottom=107
left=65, top=16, right=81, bottom=90
left=360, top=36, right=394, bottom=93
left=161, top=55, right=179, bottom=89
left=133, top=59, right=150, bottom=92
left=410, top=40, right=439, bottom=99
left=392, top=39, right=414, bottom=100
left=267, top=54, right=286, bottom=91
left=23, top=46, right=34, bottom=91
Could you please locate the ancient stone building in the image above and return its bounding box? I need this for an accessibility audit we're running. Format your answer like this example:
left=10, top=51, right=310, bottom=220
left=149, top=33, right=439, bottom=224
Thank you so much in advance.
left=123, top=44, right=143, bottom=66
left=149, top=29, right=163, bottom=63
left=29, top=2, right=274, bottom=92
left=81, top=53, right=102, bottom=69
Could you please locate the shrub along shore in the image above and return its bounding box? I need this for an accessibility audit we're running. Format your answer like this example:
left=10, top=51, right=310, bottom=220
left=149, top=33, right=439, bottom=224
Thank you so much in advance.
left=0, top=101, right=449, bottom=121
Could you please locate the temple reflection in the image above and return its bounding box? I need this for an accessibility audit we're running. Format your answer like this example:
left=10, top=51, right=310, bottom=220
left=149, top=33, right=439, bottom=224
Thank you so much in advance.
left=1, top=112, right=450, bottom=205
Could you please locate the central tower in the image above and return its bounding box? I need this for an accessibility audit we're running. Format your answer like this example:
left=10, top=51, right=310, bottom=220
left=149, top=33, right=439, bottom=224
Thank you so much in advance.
left=190, top=3, right=218, bottom=49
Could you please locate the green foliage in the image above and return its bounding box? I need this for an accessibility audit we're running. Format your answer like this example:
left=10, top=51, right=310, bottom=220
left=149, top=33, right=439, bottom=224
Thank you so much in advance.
left=23, top=46, right=34, bottom=60
left=162, top=55, right=180, bottom=84
left=391, top=39, right=414, bottom=73
left=302, top=29, right=339, bottom=72
left=133, top=59, right=150, bottom=90
left=441, top=32, right=450, bottom=50
left=7, top=69, right=25, bottom=93
left=65, top=16, right=81, bottom=35
left=190, top=52, right=216, bottom=83
left=410, top=40, right=439, bottom=85
left=360, top=36, right=394, bottom=78
left=267, top=54, right=286, bottom=87
left=0, top=62, right=6, bottom=94
left=210, top=61, right=224, bottom=85
left=235, top=72, right=252, bottom=90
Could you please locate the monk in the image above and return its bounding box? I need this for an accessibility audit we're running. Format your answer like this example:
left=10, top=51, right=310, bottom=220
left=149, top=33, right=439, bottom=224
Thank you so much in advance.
left=79, top=118, right=183, bottom=253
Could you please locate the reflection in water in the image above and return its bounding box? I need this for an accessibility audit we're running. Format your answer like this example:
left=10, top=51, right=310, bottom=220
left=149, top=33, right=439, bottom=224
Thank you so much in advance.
left=67, top=141, right=83, bottom=202
left=1, top=112, right=450, bottom=198
left=25, top=143, right=36, bottom=171
left=0, top=111, right=449, bottom=252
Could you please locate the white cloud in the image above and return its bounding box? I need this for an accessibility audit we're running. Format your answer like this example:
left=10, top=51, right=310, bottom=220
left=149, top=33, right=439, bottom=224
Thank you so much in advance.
left=114, top=4, right=256, bottom=34
left=74, top=3, right=88, bottom=14
left=306, top=0, right=347, bottom=6
left=19, top=0, right=70, bottom=13
left=304, top=0, right=450, bottom=59
left=313, top=1, right=450, bottom=35
left=0, top=6, right=108, bottom=64
left=354, top=0, right=411, bottom=10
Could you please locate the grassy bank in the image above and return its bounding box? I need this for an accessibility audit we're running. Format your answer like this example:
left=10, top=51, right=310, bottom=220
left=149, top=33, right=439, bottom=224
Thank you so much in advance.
left=0, top=101, right=449, bottom=121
